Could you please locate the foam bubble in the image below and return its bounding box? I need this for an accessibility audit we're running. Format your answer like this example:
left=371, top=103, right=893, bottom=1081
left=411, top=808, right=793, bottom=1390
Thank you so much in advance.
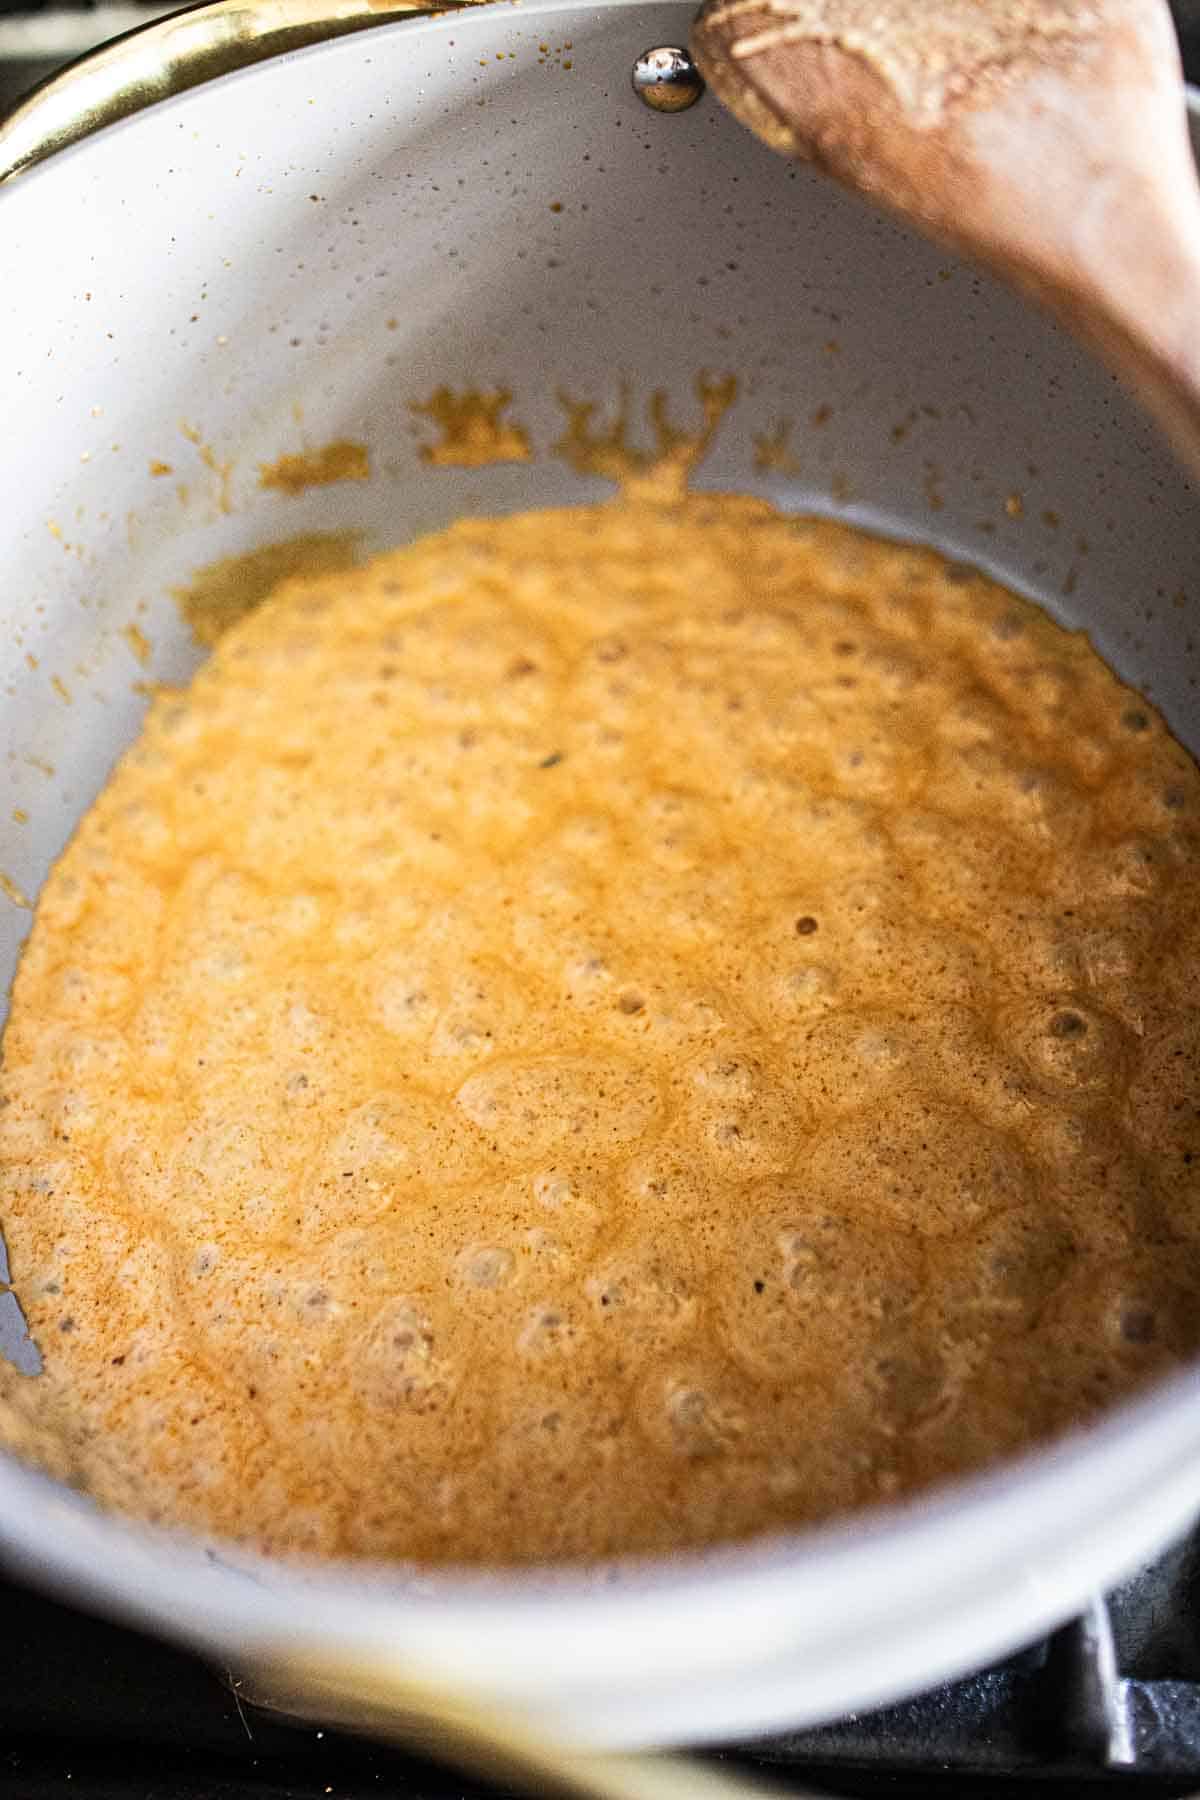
left=353, top=1298, right=453, bottom=1414
left=456, top=1245, right=517, bottom=1290
left=455, top=1056, right=660, bottom=1160
left=1005, top=998, right=1128, bottom=1097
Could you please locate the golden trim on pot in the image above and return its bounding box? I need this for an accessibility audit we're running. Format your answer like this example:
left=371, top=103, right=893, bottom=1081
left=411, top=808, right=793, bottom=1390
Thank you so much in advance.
left=0, top=0, right=477, bottom=185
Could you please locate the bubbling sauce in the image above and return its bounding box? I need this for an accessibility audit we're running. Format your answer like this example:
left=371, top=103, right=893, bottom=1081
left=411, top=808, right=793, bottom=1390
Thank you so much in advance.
left=2, top=491, right=1200, bottom=1564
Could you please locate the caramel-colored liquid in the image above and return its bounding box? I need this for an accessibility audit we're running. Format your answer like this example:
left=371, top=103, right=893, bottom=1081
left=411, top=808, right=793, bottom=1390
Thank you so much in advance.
left=3, top=493, right=1199, bottom=1565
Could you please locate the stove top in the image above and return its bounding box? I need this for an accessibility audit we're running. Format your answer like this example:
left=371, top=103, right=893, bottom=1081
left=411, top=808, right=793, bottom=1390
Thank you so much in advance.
left=7, top=1530, right=1200, bottom=1800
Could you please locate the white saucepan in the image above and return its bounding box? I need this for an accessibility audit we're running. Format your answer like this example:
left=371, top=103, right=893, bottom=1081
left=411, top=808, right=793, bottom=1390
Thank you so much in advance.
left=1, top=0, right=1199, bottom=1753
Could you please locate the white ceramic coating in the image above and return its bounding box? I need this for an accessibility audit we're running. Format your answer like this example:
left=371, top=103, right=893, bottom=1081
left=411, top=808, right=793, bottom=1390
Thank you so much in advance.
left=1, top=0, right=1200, bottom=1748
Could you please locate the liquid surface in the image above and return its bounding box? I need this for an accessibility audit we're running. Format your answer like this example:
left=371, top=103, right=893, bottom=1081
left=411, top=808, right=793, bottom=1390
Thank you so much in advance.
left=3, top=492, right=1200, bottom=1565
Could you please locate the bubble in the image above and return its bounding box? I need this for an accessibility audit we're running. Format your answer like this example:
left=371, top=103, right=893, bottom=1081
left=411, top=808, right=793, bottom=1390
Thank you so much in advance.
left=688, top=1052, right=757, bottom=1098
left=633, top=1360, right=753, bottom=1462
left=172, top=1117, right=290, bottom=1241
left=274, top=893, right=322, bottom=936
left=637, top=991, right=730, bottom=1047
left=1118, top=1302, right=1156, bottom=1345
left=865, top=1338, right=954, bottom=1430
left=455, top=1055, right=660, bottom=1160
left=369, top=958, right=438, bottom=1038
left=455, top=1245, right=516, bottom=1290
left=426, top=964, right=527, bottom=1064
left=529, top=1170, right=603, bottom=1248
left=764, top=963, right=840, bottom=1017
left=299, top=1093, right=487, bottom=1236
left=794, top=1010, right=918, bottom=1112
left=958, top=1209, right=1073, bottom=1315
left=716, top=1197, right=925, bottom=1382
left=936, top=683, right=1012, bottom=750
left=517, top=1304, right=579, bottom=1357
left=1005, top=997, right=1128, bottom=1096
left=58, top=1030, right=127, bottom=1079
left=521, top=1226, right=568, bottom=1268
left=1085, top=835, right=1173, bottom=899
left=802, top=1099, right=1038, bottom=1235
left=190, top=1244, right=220, bottom=1278
left=49, top=1090, right=99, bottom=1137
left=353, top=1298, right=453, bottom=1414
left=50, top=964, right=131, bottom=1019
left=663, top=1381, right=743, bottom=1457
left=584, top=1245, right=696, bottom=1348
left=1034, top=1259, right=1200, bottom=1398
left=321, top=1224, right=407, bottom=1294
left=930, top=743, right=1085, bottom=841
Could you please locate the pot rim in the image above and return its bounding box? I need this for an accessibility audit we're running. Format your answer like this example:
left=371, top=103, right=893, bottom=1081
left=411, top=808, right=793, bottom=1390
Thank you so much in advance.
left=0, top=0, right=475, bottom=184
left=3, top=0, right=1198, bottom=186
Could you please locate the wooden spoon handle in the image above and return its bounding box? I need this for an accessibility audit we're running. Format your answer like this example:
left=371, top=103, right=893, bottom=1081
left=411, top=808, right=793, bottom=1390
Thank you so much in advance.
left=243, top=1648, right=823, bottom=1800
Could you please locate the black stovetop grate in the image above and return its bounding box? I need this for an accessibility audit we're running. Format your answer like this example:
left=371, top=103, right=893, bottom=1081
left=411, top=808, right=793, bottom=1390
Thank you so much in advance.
left=7, top=1523, right=1200, bottom=1798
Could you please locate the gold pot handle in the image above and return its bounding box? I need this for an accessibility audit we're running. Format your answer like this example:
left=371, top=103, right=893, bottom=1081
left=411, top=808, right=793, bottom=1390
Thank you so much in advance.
left=0, top=0, right=477, bottom=186
left=245, top=1646, right=830, bottom=1800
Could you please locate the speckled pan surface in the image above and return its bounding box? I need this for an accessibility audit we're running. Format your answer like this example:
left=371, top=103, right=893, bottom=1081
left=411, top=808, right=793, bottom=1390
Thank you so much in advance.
left=1, top=0, right=1200, bottom=1749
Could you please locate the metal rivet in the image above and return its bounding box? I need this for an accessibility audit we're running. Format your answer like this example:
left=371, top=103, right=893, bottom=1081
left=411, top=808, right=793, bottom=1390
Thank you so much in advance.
left=632, top=45, right=705, bottom=112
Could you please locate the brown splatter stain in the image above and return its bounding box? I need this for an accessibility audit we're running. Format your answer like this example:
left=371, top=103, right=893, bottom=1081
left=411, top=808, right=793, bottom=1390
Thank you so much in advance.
left=180, top=424, right=234, bottom=515
left=149, top=461, right=173, bottom=478
left=257, top=441, right=371, bottom=496
left=121, top=624, right=151, bottom=667
left=410, top=389, right=531, bottom=469
left=50, top=676, right=72, bottom=705
left=1005, top=492, right=1025, bottom=520
left=555, top=373, right=737, bottom=503
left=171, top=532, right=363, bottom=647
left=11, top=810, right=28, bottom=826
left=753, top=419, right=801, bottom=476
left=0, top=872, right=31, bottom=910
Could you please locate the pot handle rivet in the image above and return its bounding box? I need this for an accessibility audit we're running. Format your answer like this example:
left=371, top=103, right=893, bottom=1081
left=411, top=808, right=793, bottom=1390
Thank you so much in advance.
left=632, top=46, right=705, bottom=112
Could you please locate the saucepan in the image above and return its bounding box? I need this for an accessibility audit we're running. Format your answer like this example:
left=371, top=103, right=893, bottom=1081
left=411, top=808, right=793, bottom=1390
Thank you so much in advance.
left=1, top=0, right=1200, bottom=1758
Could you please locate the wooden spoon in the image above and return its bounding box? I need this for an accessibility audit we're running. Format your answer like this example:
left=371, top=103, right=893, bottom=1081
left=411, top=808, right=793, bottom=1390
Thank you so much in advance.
left=689, top=0, right=1200, bottom=481
left=244, top=1647, right=820, bottom=1800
